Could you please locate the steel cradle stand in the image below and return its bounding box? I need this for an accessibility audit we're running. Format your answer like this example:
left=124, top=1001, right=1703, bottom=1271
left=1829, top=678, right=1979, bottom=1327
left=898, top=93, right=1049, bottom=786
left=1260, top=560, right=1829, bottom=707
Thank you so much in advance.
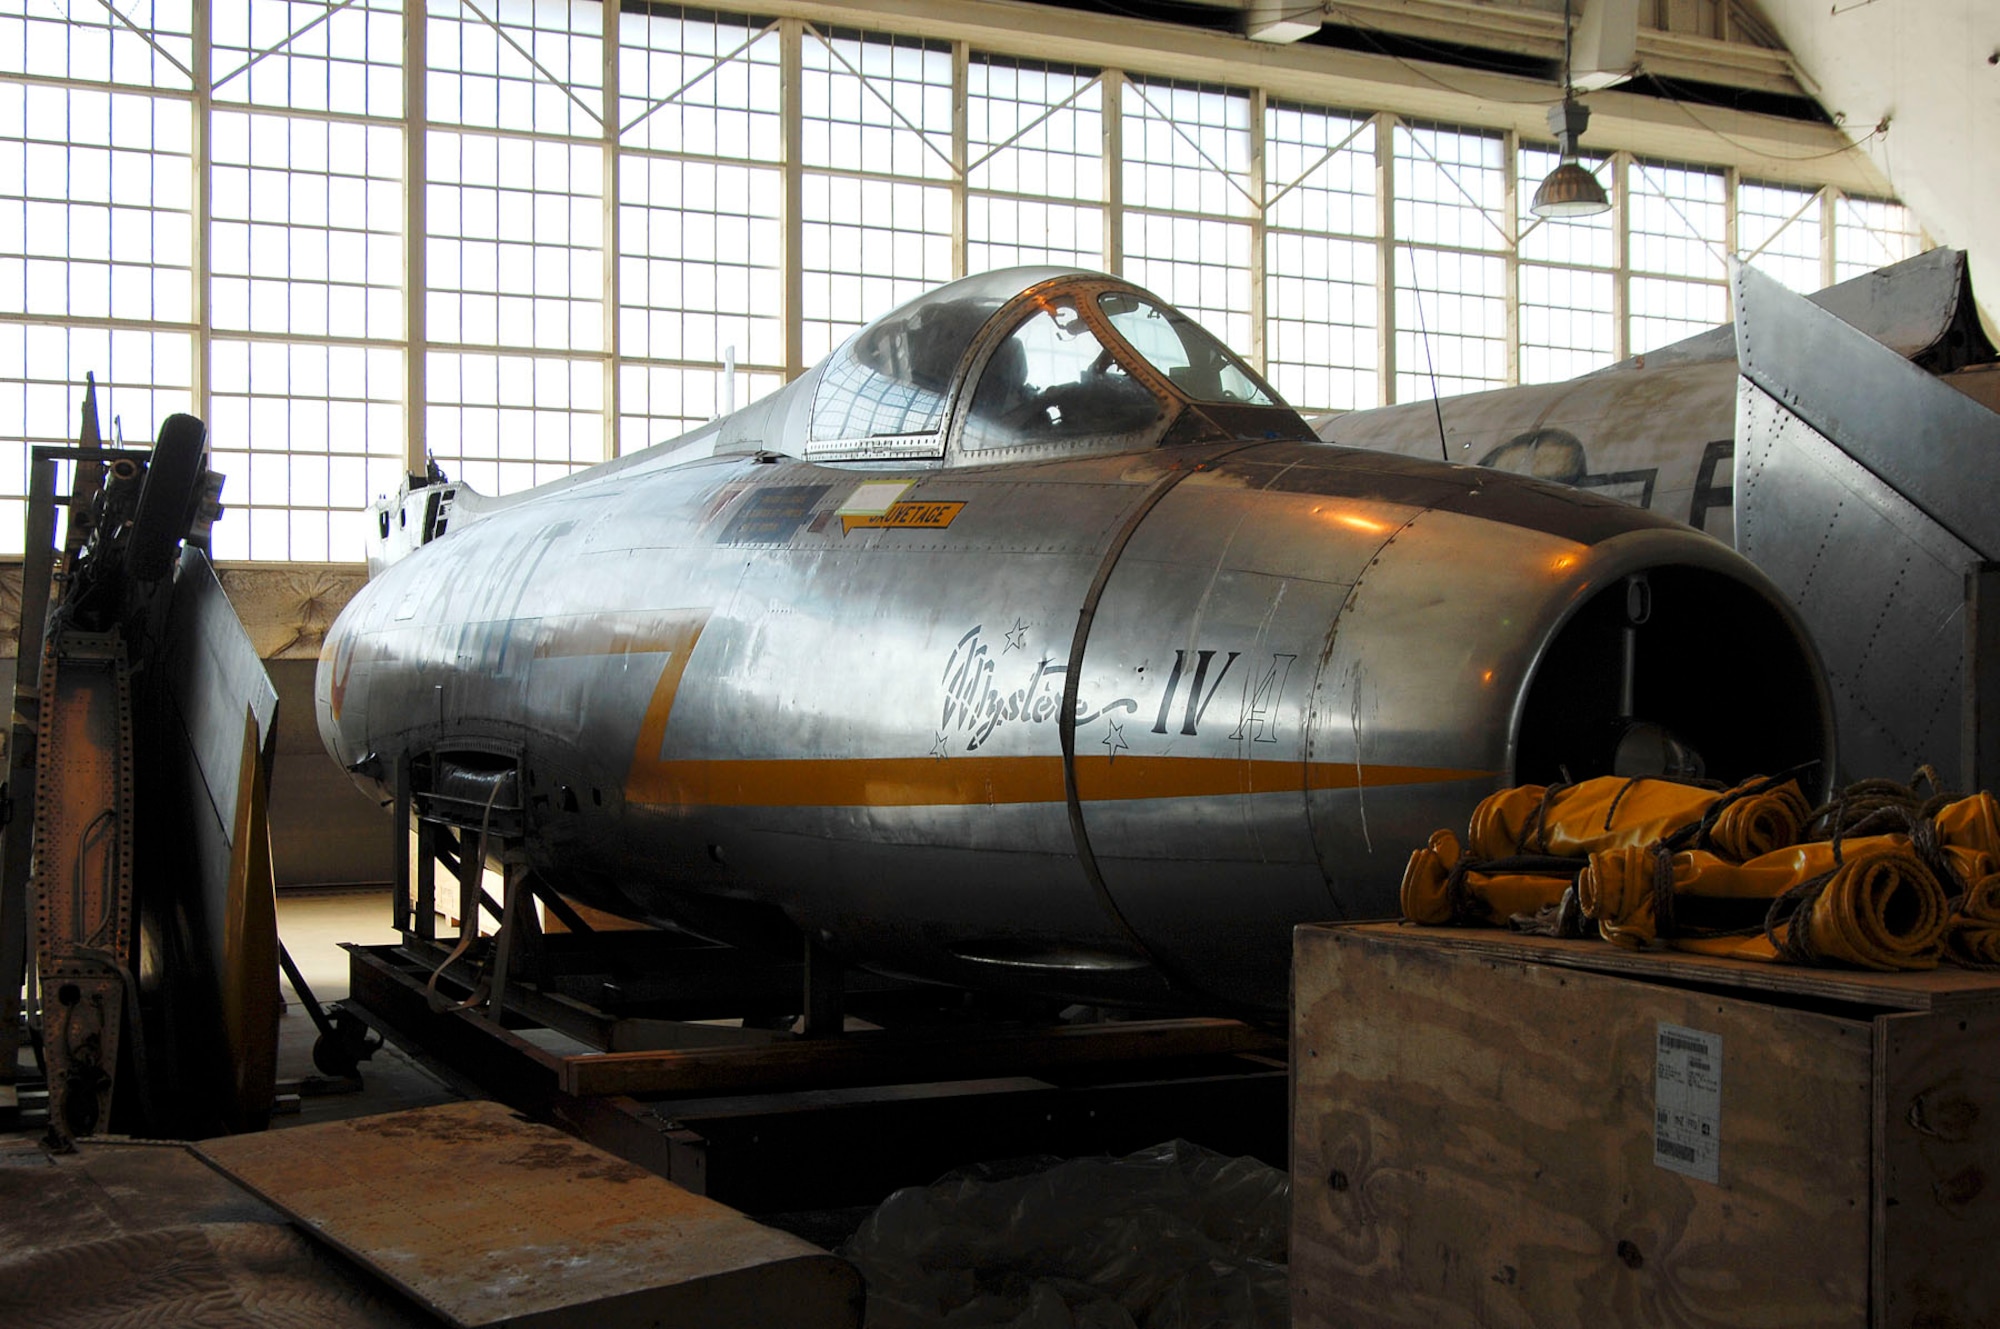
left=339, top=756, right=1288, bottom=1216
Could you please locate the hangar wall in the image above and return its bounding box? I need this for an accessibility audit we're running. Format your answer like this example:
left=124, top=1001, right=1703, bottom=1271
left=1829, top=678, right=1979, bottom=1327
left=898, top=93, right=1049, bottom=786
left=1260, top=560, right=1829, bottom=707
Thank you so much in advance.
left=0, top=561, right=388, bottom=888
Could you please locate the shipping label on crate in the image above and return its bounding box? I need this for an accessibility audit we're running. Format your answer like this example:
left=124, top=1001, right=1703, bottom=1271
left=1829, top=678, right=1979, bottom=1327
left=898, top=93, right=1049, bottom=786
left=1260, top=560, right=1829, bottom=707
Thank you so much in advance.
left=1654, top=1023, right=1722, bottom=1183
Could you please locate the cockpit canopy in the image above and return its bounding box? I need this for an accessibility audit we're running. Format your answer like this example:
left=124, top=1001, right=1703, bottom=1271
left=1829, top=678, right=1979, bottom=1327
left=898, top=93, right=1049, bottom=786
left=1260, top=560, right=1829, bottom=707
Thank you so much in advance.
left=798, top=268, right=1313, bottom=464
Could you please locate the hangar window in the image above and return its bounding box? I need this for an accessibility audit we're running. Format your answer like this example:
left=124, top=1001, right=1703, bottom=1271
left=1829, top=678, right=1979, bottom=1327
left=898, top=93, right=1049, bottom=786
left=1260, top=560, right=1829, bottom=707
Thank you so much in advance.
left=420, top=0, right=608, bottom=510
left=1835, top=196, right=1923, bottom=285
left=1739, top=181, right=1824, bottom=294
left=1264, top=103, right=1378, bottom=412
left=618, top=8, right=785, bottom=450
left=208, top=340, right=403, bottom=561
left=1121, top=77, right=1254, bottom=355
left=0, top=36, right=196, bottom=550
left=799, top=27, right=954, bottom=365
left=968, top=57, right=1104, bottom=272
left=0, top=0, right=1937, bottom=557
left=1518, top=147, right=1615, bottom=384
left=1394, top=122, right=1507, bottom=398
left=212, top=0, right=403, bottom=118
left=1628, top=159, right=1729, bottom=355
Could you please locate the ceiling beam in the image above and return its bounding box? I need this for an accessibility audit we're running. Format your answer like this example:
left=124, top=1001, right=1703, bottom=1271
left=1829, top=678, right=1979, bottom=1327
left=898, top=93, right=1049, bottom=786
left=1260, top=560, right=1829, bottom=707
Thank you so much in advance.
left=767, top=0, right=1885, bottom=193
left=1319, top=0, right=1804, bottom=96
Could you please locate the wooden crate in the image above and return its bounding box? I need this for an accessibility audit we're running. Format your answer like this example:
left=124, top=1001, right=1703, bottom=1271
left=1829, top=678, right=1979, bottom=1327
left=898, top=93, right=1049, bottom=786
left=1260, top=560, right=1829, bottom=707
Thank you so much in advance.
left=1290, top=923, right=2000, bottom=1328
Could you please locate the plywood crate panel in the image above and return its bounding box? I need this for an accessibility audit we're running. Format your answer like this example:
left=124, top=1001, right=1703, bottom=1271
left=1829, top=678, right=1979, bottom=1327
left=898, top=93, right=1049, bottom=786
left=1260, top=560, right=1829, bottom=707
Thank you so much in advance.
left=1290, top=923, right=2000, bottom=1329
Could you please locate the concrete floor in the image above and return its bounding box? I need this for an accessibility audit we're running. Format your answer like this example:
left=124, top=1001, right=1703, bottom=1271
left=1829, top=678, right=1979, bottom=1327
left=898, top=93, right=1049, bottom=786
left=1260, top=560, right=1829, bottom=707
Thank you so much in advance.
left=271, top=887, right=463, bottom=1128
left=277, top=887, right=403, bottom=1006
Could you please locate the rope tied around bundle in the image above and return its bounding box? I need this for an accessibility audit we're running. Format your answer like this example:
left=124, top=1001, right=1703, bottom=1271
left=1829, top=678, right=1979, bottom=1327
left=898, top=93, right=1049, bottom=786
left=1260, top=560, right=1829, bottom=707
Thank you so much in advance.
left=1808, top=766, right=1969, bottom=900
left=1514, top=773, right=1574, bottom=856
left=1442, top=851, right=1581, bottom=927
left=1649, top=838, right=1679, bottom=940
left=1806, top=766, right=1947, bottom=840
left=1662, top=761, right=1820, bottom=858
left=1763, top=865, right=1842, bottom=964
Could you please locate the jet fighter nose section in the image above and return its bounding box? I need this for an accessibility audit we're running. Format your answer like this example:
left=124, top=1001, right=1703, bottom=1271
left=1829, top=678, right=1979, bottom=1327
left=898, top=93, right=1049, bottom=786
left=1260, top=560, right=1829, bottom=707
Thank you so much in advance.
left=315, top=261, right=1837, bottom=1017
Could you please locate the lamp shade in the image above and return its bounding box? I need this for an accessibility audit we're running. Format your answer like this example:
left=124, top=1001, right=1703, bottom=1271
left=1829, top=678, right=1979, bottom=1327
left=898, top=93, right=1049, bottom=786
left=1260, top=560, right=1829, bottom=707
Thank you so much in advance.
left=1531, top=160, right=1610, bottom=218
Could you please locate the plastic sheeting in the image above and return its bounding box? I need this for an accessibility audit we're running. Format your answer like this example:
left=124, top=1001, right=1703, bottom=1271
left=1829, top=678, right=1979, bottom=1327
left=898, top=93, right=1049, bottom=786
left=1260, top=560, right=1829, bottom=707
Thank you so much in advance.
left=840, top=1141, right=1289, bottom=1329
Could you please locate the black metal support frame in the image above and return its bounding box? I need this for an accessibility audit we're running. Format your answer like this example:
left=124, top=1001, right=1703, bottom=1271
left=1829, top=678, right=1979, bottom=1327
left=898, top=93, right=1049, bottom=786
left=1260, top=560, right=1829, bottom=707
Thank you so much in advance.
left=345, top=941, right=1288, bottom=1214
left=348, top=763, right=1288, bottom=1213
left=1966, top=563, right=2000, bottom=793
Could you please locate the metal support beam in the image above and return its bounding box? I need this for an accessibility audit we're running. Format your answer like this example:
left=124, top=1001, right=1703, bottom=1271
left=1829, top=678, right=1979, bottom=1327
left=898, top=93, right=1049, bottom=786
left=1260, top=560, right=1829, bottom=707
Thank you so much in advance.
left=486, top=863, right=535, bottom=1023
left=1502, top=126, right=1519, bottom=387
left=190, top=0, right=213, bottom=426
left=801, top=933, right=844, bottom=1038
left=390, top=753, right=412, bottom=933
left=602, top=0, right=623, bottom=457
left=414, top=814, right=438, bottom=943
left=781, top=19, right=805, bottom=381
left=1373, top=112, right=1395, bottom=404
left=1101, top=69, right=1123, bottom=276
left=951, top=39, right=969, bottom=280
left=1610, top=150, right=1629, bottom=362
left=1964, top=563, right=2000, bottom=794
left=1247, top=87, right=1267, bottom=375
left=0, top=451, right=59, bottom=1102
left=404, top=0, right=429, bottom=476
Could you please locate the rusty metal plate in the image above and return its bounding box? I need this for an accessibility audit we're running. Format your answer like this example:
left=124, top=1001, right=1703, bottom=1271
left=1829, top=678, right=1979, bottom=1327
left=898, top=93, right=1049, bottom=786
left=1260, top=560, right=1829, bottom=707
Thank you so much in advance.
left=32, top=629, right=134, bottom=1140
left=0, top=1137, right=432, bottom=1328
left=197, top=1100, right=862, bottom=1329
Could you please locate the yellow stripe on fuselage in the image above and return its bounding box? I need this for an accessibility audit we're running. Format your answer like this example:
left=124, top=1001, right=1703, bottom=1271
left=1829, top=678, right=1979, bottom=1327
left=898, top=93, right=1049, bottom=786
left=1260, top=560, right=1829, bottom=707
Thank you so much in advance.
left=624, top=754, right=1492, bottom=807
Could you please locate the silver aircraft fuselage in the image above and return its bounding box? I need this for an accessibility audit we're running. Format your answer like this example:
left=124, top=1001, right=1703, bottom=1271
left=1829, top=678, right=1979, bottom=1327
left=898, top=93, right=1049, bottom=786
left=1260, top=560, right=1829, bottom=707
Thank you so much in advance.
left=319, top=269, right=1833, bottom=1010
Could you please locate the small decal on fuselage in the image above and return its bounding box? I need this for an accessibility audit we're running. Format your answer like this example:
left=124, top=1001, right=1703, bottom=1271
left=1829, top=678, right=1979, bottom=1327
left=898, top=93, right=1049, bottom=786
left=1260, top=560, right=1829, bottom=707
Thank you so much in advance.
left=838, top=479, right=914, bottom=517
left=718, top=485, right=831, bottom=544
left=843, top=500, right=965, bottom=534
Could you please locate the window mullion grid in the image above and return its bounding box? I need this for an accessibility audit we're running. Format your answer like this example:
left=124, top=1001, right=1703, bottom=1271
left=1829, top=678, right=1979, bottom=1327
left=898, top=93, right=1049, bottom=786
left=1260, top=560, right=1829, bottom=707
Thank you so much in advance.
left=1611, top=150, right=1628, bottom=363
left=781, top=17, right=804, bottom=381
left=1101, top=69, right=1122, bottom=275
left=602, top=0, right=620, bottom=457
left=192, top=0, right=212, bottom=432
left=1374, top=111, right=1394, bottom=406
left=951, top=40, right=968, bottom=281
left=1248, top=86, right=1266, bottom=376
left=1502, top=125, right=1517, bottom=387
left=405, top=0, right=428, bottom=477
left=5, top=0, right=1909, bottom=562
left=2, top=69, right=198, bottom=99
left=1723, top=163, right=1739, bottom=269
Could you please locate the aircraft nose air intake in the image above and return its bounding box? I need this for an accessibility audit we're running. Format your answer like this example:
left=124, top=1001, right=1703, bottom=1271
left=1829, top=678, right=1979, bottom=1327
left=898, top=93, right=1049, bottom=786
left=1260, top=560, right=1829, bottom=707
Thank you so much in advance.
left=1515, top=558, right=1831, bottom=792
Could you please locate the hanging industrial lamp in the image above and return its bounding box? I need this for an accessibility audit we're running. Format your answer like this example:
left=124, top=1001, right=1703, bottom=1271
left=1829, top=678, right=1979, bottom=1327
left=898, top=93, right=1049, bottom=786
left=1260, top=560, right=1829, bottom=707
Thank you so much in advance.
left=1531, top=0, right=1610, bottom=219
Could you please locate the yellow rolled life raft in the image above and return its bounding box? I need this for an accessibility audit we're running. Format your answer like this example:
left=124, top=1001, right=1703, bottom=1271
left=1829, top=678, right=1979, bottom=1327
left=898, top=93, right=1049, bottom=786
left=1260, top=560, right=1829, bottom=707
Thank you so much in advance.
left=1466, top=775, right=1809, bottom=864
left=1947, top=873, right=2000, bottom=968
left=1399, top=829, right=1574, bottom=927
left=1578, top=836, right=1952, bottom=971
left=1935, top=791, right=2000, bottom=862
